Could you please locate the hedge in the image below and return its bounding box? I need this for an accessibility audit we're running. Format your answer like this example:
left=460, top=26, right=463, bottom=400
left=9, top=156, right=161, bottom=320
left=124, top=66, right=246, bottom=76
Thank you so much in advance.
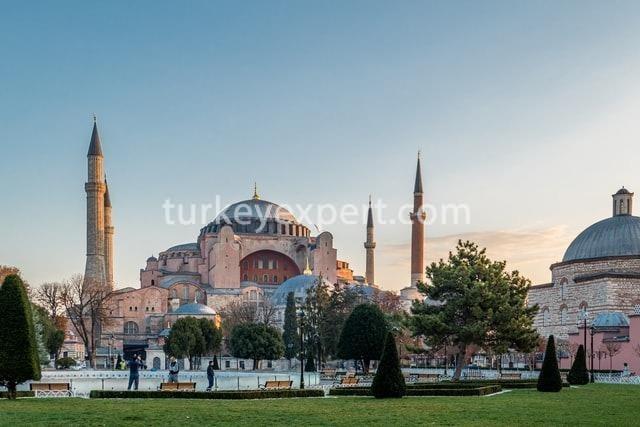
left=329, top=385, right=502, bottom=397
left=90, top=389, right=324, bottom=400
left=0, top=391, right=34, bottom=399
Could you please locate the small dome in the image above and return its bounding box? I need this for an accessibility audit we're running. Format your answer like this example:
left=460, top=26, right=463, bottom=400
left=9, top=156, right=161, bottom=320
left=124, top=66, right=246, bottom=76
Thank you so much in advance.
left=271, top=274, right=331, bottom=306
left=615, top=187, right=632, bottom=195
left=592, top=312, right=629, bottom=328
left=562, top=215, right=640, bottom=262
left=173, top=303, right=216, bottom=316
left=147, top=255, right=158, bottom=262
left=166, top=243, right=199, bottom=252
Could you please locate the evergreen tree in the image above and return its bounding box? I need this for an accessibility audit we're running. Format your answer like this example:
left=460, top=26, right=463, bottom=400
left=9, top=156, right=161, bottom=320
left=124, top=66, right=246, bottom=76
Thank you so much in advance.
left=410, top=241, right=539, bottom=380
left=229, top=323, right=284, bottom=370
left=337, top=303, right=388, bottom=373
left=282, top=292, right=299, bottom=360
left=0, top=274, right=41, bottom=399
left=305, top=354, right=316, bottom=372
left=537, top=335, right=563, bottom=392
left=372, top=331, right=406, bottom=398
left=567, top=344, right=589, bottom=385
left=212, top=354, right=220, bottom=370
left=164, top=317, right=203, bottom=369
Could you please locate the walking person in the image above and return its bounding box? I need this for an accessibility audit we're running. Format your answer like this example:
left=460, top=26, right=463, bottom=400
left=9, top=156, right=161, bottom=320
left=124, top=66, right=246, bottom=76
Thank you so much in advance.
left=127, top=354, right=143, bottom=390
left=168, top=356, right=180, bottom=383
left=206, top=360, right=215, bottom=391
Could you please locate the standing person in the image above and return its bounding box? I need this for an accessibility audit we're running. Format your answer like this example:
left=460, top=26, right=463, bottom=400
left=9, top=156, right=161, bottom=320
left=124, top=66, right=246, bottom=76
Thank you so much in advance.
left=115, top=355, right=123, bottom=370
left=168, top=357, right=180, bottom=383
left=206, top=360, right=215, bottom=391
left=127, top=354, right=143, bottom=390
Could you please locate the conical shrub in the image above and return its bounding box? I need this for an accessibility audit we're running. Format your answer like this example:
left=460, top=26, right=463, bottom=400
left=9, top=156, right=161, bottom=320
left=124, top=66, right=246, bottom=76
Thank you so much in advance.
left=567, top=345, right=589, bottom=385
left=537, top=335, right=562, bottom=392
left=371, top=331, right=406, bottom=398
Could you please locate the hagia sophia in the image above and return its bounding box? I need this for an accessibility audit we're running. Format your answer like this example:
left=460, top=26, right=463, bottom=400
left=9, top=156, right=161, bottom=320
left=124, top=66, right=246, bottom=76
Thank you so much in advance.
left=80, top=119, right=640, bottom=371
left=82, top=120, right=425, bottom=366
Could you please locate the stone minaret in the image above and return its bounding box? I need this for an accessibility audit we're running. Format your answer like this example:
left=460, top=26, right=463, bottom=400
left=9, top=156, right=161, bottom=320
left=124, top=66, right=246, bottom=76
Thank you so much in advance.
left=364, top=195, right=376, bottom=286
left=104, top=179, right=114, bottom=290
left=612, top=187, right=634, bottom=216
left=410, top=152, right=426, bottom=286
left=84, top=118, right=107, bottom=287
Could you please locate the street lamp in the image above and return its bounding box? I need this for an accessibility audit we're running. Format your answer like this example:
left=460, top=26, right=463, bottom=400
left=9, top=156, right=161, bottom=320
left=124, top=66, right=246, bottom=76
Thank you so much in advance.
left=108, top=335, right=115, bottom=370
left=581, top=310, right=588, bottom=355
left=297, top=308, right=305, bottom=389
left=589, top=325, right=596, bottom=383
left=314, top=333, right=321, bottom=372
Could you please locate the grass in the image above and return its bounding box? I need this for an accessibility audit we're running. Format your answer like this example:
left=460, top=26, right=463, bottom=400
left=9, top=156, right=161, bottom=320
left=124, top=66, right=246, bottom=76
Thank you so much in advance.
left=0, top=384, right=636, bottom=426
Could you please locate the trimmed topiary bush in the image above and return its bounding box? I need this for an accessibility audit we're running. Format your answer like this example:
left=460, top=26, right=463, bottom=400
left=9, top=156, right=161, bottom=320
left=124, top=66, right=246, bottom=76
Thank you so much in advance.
left=371, top=332, right=406, bottom=398
left=0, top=274, right=41, bottom=399
left=55, top=357, right=77, bottom=370
left=537, top=335, right=562, bottom=392
left=567, top=344, right=589, bottom=385
left=329, top=385, right=501, bottom=397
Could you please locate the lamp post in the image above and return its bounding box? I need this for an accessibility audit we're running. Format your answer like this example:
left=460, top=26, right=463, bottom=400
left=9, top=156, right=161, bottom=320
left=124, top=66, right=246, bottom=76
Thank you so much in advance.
left=297, top=308, right=305, bottom=389
left=315, top=333, right=321, bottom=372
left=589, top=326, right=595, bottom=383
left=108, top=335, right=115, bottom=370
left=582, top=310, right=588, bottom=356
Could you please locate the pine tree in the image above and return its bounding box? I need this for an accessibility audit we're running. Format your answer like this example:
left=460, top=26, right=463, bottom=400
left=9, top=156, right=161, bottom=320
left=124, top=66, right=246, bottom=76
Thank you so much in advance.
left=537, top=335, right=563, bottom=392
left=567, top=344, right=589, bottom=385
left=372, top=331, right=406, bottom=398
left=0, top=275, right=41, bottom=399
left=282, top=292, right=299, bottom=360
left=337, top=303, right=388, bottom=373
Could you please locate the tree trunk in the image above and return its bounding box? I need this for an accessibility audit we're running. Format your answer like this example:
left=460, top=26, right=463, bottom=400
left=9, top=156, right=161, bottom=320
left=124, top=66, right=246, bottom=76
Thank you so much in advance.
left=6, top=381, right=17, bottom=400
left=452, top=344, right=466, bottom=381
left=253, top=359, right=259, bottom=370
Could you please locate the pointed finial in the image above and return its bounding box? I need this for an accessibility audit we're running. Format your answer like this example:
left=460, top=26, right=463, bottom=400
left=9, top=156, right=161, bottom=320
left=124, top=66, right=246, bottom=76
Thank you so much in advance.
left=417, top=149, right=421, bottom=159
left=252, top=182, right=260, bottom=200
left=303, top=255, right=312, bottom=275
left=93, top=114, right=97, bottom=123
left=368, top=194, right=372, bottom=206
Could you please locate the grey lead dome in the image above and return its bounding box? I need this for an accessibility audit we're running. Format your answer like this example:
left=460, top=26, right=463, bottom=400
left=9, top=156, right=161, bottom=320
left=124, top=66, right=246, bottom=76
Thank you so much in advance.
left=562, top=215, right=640, bottom=262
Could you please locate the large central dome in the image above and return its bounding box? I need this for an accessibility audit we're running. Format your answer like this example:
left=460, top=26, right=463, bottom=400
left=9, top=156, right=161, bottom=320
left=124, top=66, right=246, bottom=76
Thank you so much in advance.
left=562, top=215, right=640, bottom=262
left=216, top=199, right=299, bottom=224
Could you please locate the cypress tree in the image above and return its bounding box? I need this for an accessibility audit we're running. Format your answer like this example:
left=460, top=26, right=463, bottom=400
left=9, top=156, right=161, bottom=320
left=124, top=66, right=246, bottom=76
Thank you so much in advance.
left=371, top=331, right=406, bottom=398
left=212, top=354, right=220, bottom=370
left=282, top=292, right=299, bottom=361
left=305, top=355, right=316, bottom=372
left=0, top=275, right=41, bottom=399
left=537, top=335, right=562, bottom=392
left=567, top=344, right=589, bottom=385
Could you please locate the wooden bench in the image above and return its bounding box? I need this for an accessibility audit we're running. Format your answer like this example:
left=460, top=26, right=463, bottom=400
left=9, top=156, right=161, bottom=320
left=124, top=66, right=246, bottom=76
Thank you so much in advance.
left=338, top=376, right=360, bottom=387
left=407, top=373, right=440, bottom=383
left=159, top=382, right=196, bottom=392
left=30, top=382, right=71, bottom=397
left=320, top=369, right=337, bottom=380
left=261, top=380, right=293, bottom=390
left=500, top=373, right=522, bottom=380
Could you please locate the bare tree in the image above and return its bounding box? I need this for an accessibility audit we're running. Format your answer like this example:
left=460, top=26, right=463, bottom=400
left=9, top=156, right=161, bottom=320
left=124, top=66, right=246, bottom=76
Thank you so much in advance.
left=220, top=299, right=277, bottom=337
left=604, top=341, right=622, bottom=374
left=60, top=274, right=113, bottom=368
left=34, top=282, right=65, bottom=320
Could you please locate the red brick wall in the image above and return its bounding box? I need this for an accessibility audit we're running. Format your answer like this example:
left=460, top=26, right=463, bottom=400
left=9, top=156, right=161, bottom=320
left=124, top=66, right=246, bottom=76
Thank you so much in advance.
left=240, top=250, right=300, bottom=285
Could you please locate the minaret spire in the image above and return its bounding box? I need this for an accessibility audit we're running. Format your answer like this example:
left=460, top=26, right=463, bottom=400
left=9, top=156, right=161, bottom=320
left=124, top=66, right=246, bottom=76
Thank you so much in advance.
left=104, top=178, right=114, bottom=290
left=84, top=118, right=107, bottom=288
left=364, top=195, right=376, bottom=286
left=410, top=151, right=425, bottom=286
left=253, top=182, right=260, bottom=200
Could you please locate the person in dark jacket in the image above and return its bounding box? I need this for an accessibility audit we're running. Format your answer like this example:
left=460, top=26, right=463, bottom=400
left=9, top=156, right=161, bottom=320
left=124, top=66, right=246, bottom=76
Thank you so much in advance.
left=127, top=354, right=144, bottom=390
left=168, top=357, right=179, bottom=383
left=206, top=360, right=215, bottom=391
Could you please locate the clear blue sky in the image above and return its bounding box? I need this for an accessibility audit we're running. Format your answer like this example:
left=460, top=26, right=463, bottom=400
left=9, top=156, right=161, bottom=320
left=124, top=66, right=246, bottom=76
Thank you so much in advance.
left=2, top=1, right=640, bottom=290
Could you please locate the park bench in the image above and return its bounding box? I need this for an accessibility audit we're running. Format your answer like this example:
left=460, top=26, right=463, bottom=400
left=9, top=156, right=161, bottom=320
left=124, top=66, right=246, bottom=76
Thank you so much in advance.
left=500, top=373, right=522, bottom=380
left=336, top=376, right=360, bottom=387
left=30, top=382, right=72, bottom=397
left=159, top=382, right=196, bottom=392
left=261, top=380, right=293, bottom=390
left=407, top=373, right=440, bottom=383
left=320, top=369, right=337, bottom=380
left=462, top=369, right=484, bottom=380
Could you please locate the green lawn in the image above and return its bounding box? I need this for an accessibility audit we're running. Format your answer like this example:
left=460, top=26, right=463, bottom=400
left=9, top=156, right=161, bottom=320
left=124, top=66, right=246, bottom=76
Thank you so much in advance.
left=0, top=384, right=636, bottom=426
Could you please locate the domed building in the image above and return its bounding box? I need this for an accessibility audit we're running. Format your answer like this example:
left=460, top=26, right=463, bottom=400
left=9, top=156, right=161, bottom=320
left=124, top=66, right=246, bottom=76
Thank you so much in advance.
left=528, top=188, right=640, bottom=338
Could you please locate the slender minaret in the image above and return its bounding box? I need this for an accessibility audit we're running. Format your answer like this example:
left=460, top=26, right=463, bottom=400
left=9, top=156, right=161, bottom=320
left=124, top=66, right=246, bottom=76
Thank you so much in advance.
left=410, top=152, right=426, bottom=286
left=84, top=117, right=107, bottom=288
left=104, top=179, right=114, bottom=290
left=364, top=195, right=376, bottom=286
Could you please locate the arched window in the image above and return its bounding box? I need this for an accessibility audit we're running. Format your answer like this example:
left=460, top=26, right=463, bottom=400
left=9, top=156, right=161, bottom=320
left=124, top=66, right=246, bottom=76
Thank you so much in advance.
left=243, top=274, right=248, bottom=281
left=559, top=278, right=568, bottom=300
left=183, top=287, right=189, bottom=300
left=124, top=321, right=139, bottom=335
left=263, top=274, right=268, bottom=282
left=560, top=306, right=568, bottom=325
left=151, top=279, right=155, bottom=287
left=170, top=289, right=177, bottom=299
left=152, top=357, right=161, bottom=370
left=542, top=308, right=551, bottom=327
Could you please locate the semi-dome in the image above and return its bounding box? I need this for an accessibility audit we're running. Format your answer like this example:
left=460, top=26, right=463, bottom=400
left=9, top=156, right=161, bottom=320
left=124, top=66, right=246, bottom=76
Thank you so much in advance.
left=562, top=215, right=640, bottom=262
left=271, top=274, right=331, bottom=306
left=173, top=302, right=216, bottom=316
left=591, top=312, right=629, bottom=328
